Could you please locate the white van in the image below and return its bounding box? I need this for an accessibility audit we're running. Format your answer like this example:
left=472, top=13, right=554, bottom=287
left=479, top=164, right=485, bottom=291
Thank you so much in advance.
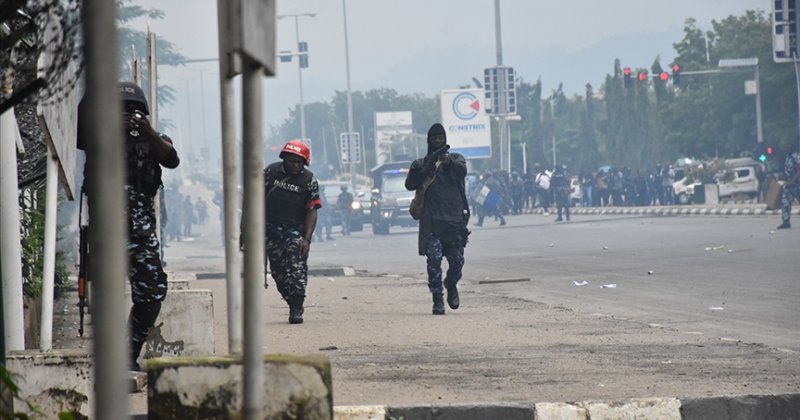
left=717, top=158, right=762, bottom=200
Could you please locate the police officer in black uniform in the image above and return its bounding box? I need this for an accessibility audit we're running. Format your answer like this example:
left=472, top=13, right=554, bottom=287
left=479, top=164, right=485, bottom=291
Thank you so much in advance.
left=78, top=81, right=180, bottom=371
left=263, top=140, right=322, bottom=324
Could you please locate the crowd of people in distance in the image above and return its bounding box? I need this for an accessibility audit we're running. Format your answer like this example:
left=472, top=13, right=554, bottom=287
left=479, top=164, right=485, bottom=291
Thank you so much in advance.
left=467, top=163, right=743, bottom=225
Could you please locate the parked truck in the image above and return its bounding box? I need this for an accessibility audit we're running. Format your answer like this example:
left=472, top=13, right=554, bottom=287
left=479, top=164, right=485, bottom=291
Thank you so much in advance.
left=369, top=160, right=417, bottom=235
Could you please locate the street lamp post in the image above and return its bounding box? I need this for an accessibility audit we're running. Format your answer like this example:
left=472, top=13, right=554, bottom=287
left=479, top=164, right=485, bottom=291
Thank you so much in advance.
left=277, top=13, right=315, bottom=141
left=342, top=0, right=355, bottom=188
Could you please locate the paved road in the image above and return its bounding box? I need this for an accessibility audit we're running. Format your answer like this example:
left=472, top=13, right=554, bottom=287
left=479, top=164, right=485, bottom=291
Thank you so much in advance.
left=301, top=213, right=800, bottom=352
left=153, top=208, right=800, bottom=407
left=166, top=210, right=799, bottom=353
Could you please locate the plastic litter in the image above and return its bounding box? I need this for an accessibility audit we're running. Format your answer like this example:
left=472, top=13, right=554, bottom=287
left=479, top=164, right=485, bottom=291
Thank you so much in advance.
left=548, top=243, right=555, bottom=247
left=704, top=245, right=725, bottom=251
left=600, top=283, right=617, bottom=289
left=647, top=270, right=654, bottom=275
left=602, top=246, right=609, bottom=250
left=573, top=280, right=589, bottom=286
left=709, top=306, right=724, bottom=311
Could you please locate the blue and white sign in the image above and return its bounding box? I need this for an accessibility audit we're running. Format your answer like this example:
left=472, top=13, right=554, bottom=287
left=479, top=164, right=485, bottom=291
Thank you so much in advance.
left=440, top=89, right=492, bottom=159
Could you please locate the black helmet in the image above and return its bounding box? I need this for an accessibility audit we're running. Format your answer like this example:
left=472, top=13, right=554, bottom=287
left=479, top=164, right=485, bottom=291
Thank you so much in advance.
left=119, top=81, right=149, bottom=115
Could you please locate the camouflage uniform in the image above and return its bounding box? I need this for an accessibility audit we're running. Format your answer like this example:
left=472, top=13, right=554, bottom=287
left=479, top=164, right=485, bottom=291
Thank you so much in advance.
left=266, top=222, right=308, bottom=300
left=425, top=235, right=465, bottom=295
left=124, top=136, right=178, bottom=370
left=127, top=186, right=168, bottom=304
left=780, top=150, right=800, bottom=227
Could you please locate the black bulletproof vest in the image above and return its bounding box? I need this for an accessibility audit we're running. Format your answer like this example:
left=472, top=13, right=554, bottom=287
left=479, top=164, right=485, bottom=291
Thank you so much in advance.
left=264, top=162, right=314, bottom=226
left=126, top=137, right=162, bottom=197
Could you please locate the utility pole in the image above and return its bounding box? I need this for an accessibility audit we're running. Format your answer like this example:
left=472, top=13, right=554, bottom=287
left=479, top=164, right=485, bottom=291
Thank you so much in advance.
left=277, top=13, right=315, bottom=141
left=342, top=0, right=356, bottom=188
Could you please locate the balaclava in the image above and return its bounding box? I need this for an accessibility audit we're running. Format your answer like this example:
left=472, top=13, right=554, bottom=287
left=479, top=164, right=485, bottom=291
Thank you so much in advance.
left=426, top=123, right=447, bottom=155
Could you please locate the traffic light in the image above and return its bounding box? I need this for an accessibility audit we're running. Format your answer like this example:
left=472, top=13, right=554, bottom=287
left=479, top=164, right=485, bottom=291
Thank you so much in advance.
left=753, top=143, right=775, bottom=162
left=637, top=71, right=648, bottom=82
left=623, top=67, right=632, bottom=89
left=659, top=71, right=669, bottom=82
left=298, top=41, right=308, bottom=68
left=672, top=63, right=681, bottom=85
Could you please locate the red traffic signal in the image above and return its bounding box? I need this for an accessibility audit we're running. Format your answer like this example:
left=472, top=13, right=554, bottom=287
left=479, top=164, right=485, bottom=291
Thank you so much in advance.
left=637, top=71, right=648, bottom=81
left=672, top=63, right=681, bottom=85
left=623, top=67, right=632, bottom=88
left=659, top=72, right=669, bottom=81
left=767, top=146, right=774, bottom=155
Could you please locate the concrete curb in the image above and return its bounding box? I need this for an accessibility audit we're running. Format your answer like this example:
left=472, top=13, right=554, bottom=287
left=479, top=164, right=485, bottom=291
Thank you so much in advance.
left=193, top=266, right=356, bottom=280
left=525, top=205, right=798, bottom=217
left=333, top=394, right=800, bottom=420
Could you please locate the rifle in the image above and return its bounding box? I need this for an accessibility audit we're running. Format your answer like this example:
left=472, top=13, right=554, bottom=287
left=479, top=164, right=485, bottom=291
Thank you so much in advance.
left=77, top=185, right=89, bottom=337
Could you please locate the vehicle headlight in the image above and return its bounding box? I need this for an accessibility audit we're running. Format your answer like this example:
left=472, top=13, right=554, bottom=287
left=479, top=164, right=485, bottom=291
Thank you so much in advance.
left=351, top=201, right=361, bottom=210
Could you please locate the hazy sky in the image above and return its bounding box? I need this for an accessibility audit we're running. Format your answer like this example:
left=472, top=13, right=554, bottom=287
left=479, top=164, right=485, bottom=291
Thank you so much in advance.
left=129, top=0, right=764, bottom=155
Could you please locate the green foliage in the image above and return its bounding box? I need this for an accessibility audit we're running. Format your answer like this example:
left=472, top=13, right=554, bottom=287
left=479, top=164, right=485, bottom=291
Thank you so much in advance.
left=1, top=364, right=36, bottom=419
left=19, top=190, right=71, bottom=301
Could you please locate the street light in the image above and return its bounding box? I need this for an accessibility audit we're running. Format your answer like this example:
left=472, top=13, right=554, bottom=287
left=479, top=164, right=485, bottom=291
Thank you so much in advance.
left=718, top=58, right=763, bottom=145
left=341, top=0, right=355, bottom=188
left=277, top=13, right=315, bottom=142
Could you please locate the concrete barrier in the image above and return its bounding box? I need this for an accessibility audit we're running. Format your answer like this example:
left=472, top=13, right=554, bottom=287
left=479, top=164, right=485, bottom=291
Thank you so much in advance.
left=680, top=394, right=800, bottom=420
left=333, top=405, right=386, bottom=420
left=387, top=403, right=535, bottom=420
left=124, top=289, right=215, bottom=366
left=5, top=350, right=92, bottom=419
left=147, top=354, right=332, bottom=419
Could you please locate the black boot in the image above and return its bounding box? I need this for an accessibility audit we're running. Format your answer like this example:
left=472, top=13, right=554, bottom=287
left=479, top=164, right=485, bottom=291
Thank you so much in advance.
left=288, top=296, right=305, bottom=324
left=432, top=293, right=445, bottom=315
left=777, top=221, right=791, bottom=229
left=446, top=285, right=460, bottom=310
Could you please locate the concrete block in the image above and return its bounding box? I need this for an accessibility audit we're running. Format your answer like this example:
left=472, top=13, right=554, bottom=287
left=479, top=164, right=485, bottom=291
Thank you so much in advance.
left=5, top=350, right=92, bottom=419
left=124, top=289, right=215, bottom=366
left=580, top=398, right=681, bottom=420
left=387, top=403, right=535, bottom=420
left=147, top=354, right=332, bottom=419
left=681, top=394, right=800, bottom=420
left=334, top=405, right=387, bottom=420
left=535, top=402, right=587, bottom=420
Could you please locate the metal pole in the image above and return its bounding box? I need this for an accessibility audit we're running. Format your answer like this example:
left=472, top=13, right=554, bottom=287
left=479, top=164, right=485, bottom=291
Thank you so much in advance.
left=755, top=65, right=763, bottom=144
left=494, top=0, right=503, bottom=66
left=342, top=0, right=356, bottom=188
left=294, top=18, right=307, bottom=141
left=39, top=149, right=58, bottom=351
left=0, top=108, right=25, bottom=351
left=241, top=58, right=265, bottom=420
left=81, top=1, right=128, bottom=418
left=493, top=0, right=508, bottom=170
left=216, top=0, right=242, bottom=356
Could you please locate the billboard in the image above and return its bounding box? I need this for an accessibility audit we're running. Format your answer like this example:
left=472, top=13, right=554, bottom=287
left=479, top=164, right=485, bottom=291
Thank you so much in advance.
left=440, top=89, right=491, bottom=159
left=374, top=111, right=413, bottom=165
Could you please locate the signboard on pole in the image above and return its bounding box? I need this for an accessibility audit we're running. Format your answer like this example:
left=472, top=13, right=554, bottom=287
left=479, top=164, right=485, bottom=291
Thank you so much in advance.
left=340, top=132, right=361, bottom=164
left=374, top=111, right=413, bottom=165
left=440, top=89, right=491, bottom=159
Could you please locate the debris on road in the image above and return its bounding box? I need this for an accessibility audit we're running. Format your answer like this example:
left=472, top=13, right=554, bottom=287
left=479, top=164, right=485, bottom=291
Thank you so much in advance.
left=704, top=245, right=725, bottom=251
left=600, top=284, right=617, bottom=289
left=573, top=280, right=589, bottom=286
left=709, top=306, right=725, bottom=311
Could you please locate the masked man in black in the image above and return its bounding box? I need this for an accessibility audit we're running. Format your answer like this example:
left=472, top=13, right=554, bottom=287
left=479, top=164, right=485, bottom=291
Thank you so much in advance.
left=405, top=123, right=470, bottom=315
